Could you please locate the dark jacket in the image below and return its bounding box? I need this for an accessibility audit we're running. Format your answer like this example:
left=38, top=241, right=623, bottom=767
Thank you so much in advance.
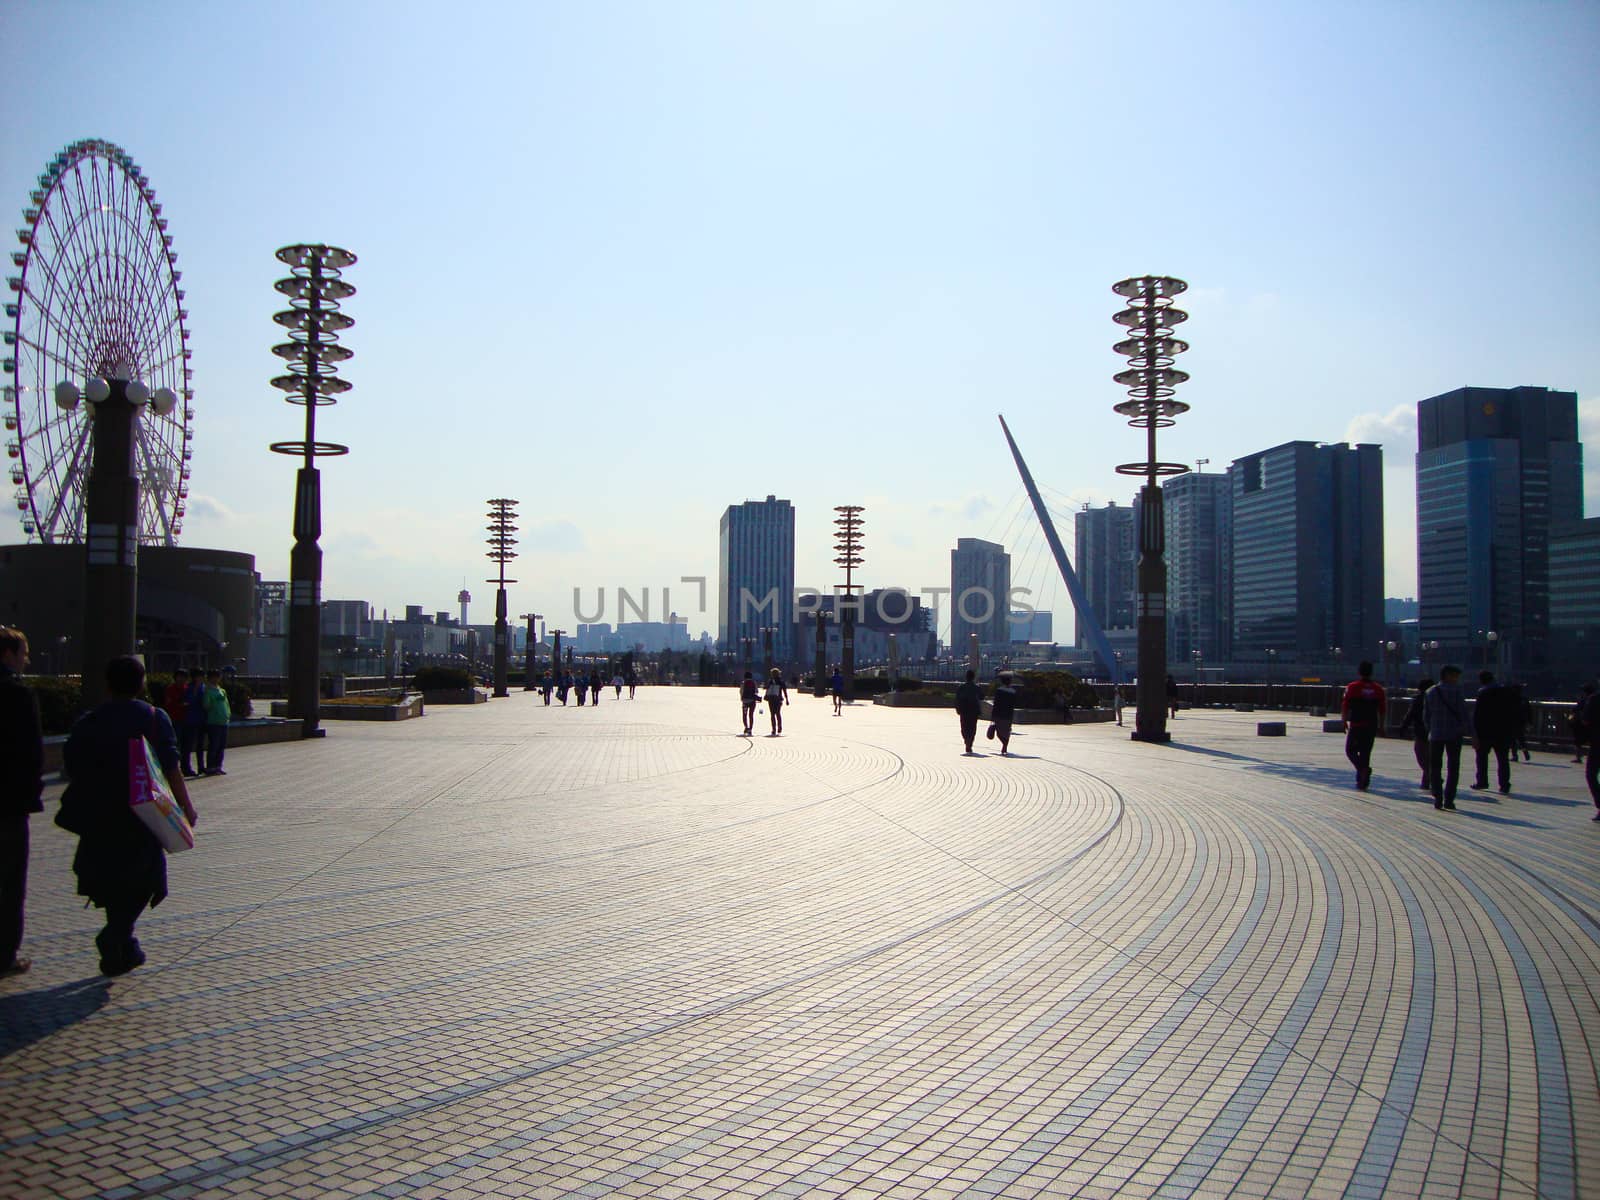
left=1423, top=680, right=1473, bottom=742
left=58, top=700, right=179, bottom=908
left=0, top=663, right=45, bottom=816
left=1473, top=682, right=1518, bottom=741
left=990, top=685, right=1018, bottom=724
left=1397, top=688, right=1430, bottom=742
left=954, top=681, right=982, bottom=718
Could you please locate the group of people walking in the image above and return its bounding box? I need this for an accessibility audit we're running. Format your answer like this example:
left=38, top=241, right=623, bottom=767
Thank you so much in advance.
left=538, top=669, right=636, bottom=707
left=3, top=629, right=200, bottom=979
left=739, top=669, right=789, bottom=736
left=1345, top=659, right=1600, bottom=817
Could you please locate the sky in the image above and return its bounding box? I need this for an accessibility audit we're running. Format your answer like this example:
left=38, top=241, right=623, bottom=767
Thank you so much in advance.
left=4, top=1, right=1597, bottom=643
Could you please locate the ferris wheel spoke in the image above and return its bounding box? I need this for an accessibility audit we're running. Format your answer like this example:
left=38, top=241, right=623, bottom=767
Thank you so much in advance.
left=36, top=417, right=90, bottom=541
left=33, top=208, right=107, bottom=365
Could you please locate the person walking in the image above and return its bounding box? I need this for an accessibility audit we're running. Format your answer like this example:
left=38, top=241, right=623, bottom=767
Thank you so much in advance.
left=1423, top=664, right=1472, bottom=811
left=1340, top=660, right=1387, bottom=790
left=201, top=669, right=231, bottom=776
left=1471, top=670, right=1516, bottom=794
left=738, top=671, right=758, bottom=735
left=627, top=670, right=638, bottom=700
left=589, top=671, right=602, bottom=706
left=765, top=668, right=788, bottom=736
left=1166, top=674, right=1180, bottom=719
left=181, top=669, right=208, bottom=777
left=541, top=670, right=553, bottom=705
left=1396, top=679, right=1433, bottom=789
left=1570, top=684, right=1594, bottom=762
left=1580, top=682, right=1600, bottom=821
left=57, top=656, right=198, bottom=976
left=612, top=673, right=623, bottom=699
left=1511, top=683, right=1533, bottom=762
left=574, top=670, right=586, bottom=706
left=1113, top=686, right=1125, bottom=727
left=955, top=669, right=982, bottom=754
left=1, top=626, right=44, bottom=977
left=830, top=667, right=844, bottom=716
left=163, top=669, right=190, bottom=771
left=988, top=672, right=1019, bottom=756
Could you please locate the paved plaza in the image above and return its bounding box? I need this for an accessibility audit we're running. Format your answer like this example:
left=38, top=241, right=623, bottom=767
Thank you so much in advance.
left=2, top=688, right=1596, bottom=1200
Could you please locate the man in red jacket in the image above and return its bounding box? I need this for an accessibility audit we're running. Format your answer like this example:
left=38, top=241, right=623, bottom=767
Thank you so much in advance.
left=1341, top=660, right=1387, bottom=791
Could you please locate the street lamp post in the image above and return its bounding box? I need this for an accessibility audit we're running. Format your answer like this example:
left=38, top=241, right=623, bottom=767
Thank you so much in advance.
left=761, top=626, right=775, bottom=676
left=521, top=612, right=542, bottom=689
left=814, top=609, right=828, bottom=696
left=1266, top=649, right=1277, bottom=708
left=55, top=371, right=180, bottom=706
left=269, top=244, right=356, bottom=739
left=1191, top=648, right=1203, bottom=708
left=1485, top=629, right=1499, bottom=669
left=485, top=498, right=519, bottom=698
left=833, top=505, right=864, bottom=701
left=1111, top=275, right=1192, bottom=743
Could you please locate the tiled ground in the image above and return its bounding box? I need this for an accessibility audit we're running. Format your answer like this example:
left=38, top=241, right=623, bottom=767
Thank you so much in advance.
left=2, top=689, right=1596, bottom=1200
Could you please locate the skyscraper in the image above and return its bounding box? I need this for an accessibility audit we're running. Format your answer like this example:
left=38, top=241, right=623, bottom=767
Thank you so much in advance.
left=1073, top=503, right=1136, bottom=650
left=949, top=538, right=1010, bottom=648
left=1416, top=386, right=1582, bottom=668
left=718, top=495, right=795, bottom=663
left=1162, top=471, right=1232, bottom=664
left=1230, top=441, right=1383, bottom=663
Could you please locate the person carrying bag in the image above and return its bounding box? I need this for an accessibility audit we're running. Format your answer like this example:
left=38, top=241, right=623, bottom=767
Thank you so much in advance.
left=58, top=656, right=198, bottom=976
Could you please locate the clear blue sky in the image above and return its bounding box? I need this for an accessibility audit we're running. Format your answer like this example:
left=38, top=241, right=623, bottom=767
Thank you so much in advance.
left=5, top=1, right=1596, bottom=642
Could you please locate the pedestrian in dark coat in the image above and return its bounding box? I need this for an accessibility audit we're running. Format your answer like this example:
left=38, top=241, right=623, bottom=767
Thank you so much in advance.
left=57, top=656, right=197, bottom=976
left=1471, top=670, right=1516, bottom=794
left=955, top=670, right=982, bottom=754
left=1396, top=679, right=1433, bottom=789
left=1, top=626, right=44, bottom=977
left=589, top=672, right=602, bottom=705
left=1581, top=685, right=1600, bottom=820
left=988, top=673, right=1019, bottom=755
left=1423, top=665, right=1472, bottom=811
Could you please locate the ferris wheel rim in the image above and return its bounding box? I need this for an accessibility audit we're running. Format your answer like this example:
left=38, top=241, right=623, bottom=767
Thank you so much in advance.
left=7, top=138, right=193, bottom=546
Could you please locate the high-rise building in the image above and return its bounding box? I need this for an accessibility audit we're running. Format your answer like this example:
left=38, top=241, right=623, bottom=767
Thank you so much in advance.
left=1073, top=503, right=1136, bottom=650
left=1009, top=610, right=1053, bottom=643
left=1416, top=386, right=1583, bottom=668
left=1549, top=518, right=1600, bottom=673
left=1162, top=471, right=1232, bottom=664
left=950, top=538, right=1011, bottom=648
left=1230, top=441, right=1383, bottom=663
left=719, top=495, right=795, bottom=663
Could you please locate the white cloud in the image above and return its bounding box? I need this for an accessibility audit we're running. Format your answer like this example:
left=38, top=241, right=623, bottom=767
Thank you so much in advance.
left=184, top=494, right=235, bottom=522
left=1345, top=404, right=1416, bottom=454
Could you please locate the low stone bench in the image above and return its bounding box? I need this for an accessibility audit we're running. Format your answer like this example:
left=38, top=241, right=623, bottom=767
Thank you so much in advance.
left=1257, top=721, right=1287, bottom=736
left=1323, top=719, right=1346, bottom=733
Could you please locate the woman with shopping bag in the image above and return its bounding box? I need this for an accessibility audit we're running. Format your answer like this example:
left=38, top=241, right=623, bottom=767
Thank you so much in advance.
left=58, top=656, right=198, bottom=976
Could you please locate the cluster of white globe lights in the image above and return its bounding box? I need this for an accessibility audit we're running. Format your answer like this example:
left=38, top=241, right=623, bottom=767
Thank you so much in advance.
left=53, top=370, right=179, bottom=416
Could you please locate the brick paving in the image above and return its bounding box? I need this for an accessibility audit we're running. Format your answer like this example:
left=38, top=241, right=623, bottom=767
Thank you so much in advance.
left=2, top=689, right=1596, bottom=1199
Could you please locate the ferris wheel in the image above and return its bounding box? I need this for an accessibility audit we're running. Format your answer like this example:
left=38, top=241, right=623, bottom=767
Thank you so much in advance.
left=5, top=138, right=193, bottom=545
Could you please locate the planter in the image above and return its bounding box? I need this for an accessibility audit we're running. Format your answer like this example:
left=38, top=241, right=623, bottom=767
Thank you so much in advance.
left=421, top=688, right=488, bottom=705
left=270, top=696, right=425, bottom=721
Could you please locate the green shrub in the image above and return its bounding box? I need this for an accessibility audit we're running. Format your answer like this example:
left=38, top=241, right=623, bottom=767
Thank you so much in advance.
left=30, top=676, right=83, bottom=736
left=412, top=666, right=473, bottom=691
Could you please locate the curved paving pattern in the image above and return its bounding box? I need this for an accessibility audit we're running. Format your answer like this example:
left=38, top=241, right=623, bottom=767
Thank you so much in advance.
left=1, top=692, right=1595, bottom=1199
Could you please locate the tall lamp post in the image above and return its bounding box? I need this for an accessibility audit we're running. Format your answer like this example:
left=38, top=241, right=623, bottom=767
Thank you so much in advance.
left=521, top=612, right=542, bottom=689
left=1484, top=629, right=1499, bottom=669
left=761, top=625, right=776, bottom=676
left=269, top=244, right=356, bottom=738
left=814, top=608, right=828, bottom=696
left=55, top=370, right=179, bottom=706
left=1111, top=275, right=1192, bottom=743
left=833, top=505, right=864, bottom=701
left=485, top=498, right=519, bottom=698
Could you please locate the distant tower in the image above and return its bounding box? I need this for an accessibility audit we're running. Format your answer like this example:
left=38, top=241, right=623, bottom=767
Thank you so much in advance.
left=458, top=588, right=471, bottom=627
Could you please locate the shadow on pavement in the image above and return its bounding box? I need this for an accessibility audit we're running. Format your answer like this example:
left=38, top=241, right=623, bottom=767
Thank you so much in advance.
left=0, top=976, right=111, bottom=1060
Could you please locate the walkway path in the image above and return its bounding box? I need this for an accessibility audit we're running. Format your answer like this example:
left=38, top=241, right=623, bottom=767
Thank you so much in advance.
left=3, top=690, right=1596, bottom=1199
